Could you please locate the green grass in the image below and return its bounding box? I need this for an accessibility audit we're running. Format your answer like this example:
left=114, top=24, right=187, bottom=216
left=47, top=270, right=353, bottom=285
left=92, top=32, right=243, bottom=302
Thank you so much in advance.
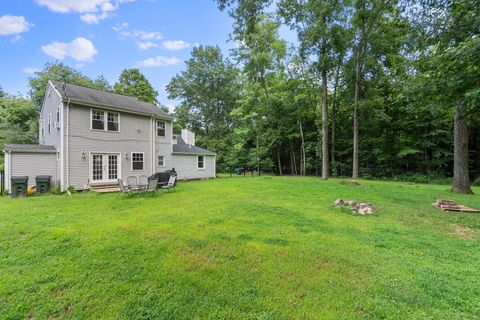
left=1, top=176, right=479, bottom=319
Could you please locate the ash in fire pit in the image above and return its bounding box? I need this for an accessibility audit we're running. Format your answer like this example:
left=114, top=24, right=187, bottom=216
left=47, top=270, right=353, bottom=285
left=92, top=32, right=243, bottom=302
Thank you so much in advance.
left=334, top=199, right=373, bottom=215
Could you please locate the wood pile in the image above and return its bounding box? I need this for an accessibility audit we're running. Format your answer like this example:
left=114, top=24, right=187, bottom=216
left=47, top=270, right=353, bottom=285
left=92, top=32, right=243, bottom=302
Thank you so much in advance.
left=433, top=199, right=480, bottom=213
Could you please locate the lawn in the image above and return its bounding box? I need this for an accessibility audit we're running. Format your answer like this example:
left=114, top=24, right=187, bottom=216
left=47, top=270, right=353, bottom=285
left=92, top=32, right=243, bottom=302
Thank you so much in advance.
left=0, top=176, right=479, bottom=319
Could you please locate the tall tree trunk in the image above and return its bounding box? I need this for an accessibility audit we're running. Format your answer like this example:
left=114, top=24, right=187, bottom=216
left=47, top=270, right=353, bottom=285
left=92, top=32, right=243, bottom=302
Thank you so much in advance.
left=352, top=47, right=362, bottom=179
left=320, top=32, right=329, bottom=179
left=331, top=63, right=341, bottom=175
left=299, top=120, right=306, bottom=175
left=452, top=103, right=473, bottom=194
left=277, top=148, right=283, bottom=175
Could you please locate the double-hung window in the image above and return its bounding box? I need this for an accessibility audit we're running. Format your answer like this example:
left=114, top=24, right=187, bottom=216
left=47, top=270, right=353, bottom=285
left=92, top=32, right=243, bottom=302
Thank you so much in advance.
left=156, top=120, right=165, bottom=137
left=157, top=155, right=165, bottom=167
left=107, top=112, right=119, bottom=131
left=197, top=155, right=205, bottom=169
left=91, top=109, right=119, bottom=132
left=132, top=152, right=144, bottom=171
left=92, top=110, right=105, bottom=130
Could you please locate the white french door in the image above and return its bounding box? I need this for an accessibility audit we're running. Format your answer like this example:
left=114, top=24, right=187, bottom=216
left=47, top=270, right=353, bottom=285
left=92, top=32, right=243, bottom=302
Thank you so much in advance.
left=91, top=153, right=120, bottom=182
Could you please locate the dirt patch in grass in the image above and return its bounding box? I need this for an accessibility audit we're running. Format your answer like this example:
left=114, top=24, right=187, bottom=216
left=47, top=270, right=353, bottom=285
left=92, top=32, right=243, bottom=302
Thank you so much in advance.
left=450, top=224, right=478, bottom=240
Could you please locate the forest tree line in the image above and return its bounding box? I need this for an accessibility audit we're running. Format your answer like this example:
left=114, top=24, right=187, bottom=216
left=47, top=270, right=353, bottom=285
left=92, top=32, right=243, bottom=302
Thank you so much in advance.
left=0, top=0, right=478, bottom=193
left=170, top=0, right=479, bottom=193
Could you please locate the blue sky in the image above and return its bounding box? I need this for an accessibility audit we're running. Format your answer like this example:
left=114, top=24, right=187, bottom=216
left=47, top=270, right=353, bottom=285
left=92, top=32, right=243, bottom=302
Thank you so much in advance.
left=0, top=0, right=243, bottom=109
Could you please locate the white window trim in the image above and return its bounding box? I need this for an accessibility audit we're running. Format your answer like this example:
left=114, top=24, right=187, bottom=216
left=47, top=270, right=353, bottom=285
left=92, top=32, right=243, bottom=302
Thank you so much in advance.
left=197, top=155, right=205, bottom=170
left=157, top=155, right=165, bottom=167
left=156, top=120, right=166, bottom=137
left=131, top=152, right=145, bottom=171
left=88, top=152, right=122, bottom=183
left=90, top=109, right=120, bottom=132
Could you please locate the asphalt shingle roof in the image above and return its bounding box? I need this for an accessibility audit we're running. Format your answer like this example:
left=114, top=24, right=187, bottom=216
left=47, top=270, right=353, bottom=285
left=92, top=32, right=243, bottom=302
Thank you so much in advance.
left=172, top=135, right=215, bottom=155
left=50, top=80, right=172, bottom=119
left=4, top=144, right=57, bottom=153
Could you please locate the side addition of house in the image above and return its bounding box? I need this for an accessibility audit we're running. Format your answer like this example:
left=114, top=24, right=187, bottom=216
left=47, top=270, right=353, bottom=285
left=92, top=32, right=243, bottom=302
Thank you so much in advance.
left=3, top=80, right=216, bottom=192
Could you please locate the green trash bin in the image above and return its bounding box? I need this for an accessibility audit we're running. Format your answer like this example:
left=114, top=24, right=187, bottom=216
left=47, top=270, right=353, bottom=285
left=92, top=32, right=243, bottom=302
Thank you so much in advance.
left=36, top=175, right=51, bottom=194
left=11, top=176, right=28, bottom=197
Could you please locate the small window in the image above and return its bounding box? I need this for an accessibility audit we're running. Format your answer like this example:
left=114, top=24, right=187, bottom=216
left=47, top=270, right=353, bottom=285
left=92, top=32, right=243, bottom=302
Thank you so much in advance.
left=56, top=106, right=60, bottom=122
left=197, top=155, right=205, bottom=169
left=132, top=152, right=144, bottom=171
left=157, top=155, right=165, bottom=167
left=48, top=114, right=52, bottom=134
left=157, top=120, right=166, bottom=137
left=107, top=112, right=119, bottom=132
left=92, top=110, right=104, bottom=130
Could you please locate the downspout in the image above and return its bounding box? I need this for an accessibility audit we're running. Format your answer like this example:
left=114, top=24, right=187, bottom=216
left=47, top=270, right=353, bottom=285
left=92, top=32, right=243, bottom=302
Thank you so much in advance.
left=65, top=99, right=70, bottom=190
left=151, top=115, right=154, bottom=175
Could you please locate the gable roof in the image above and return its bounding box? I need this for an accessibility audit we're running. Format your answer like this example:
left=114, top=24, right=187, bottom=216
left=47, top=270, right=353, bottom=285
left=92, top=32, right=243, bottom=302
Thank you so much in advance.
left=172, top=134, right=215, bottom=155
left=4, top=144, right=57, bottom=153
left=49, top=80, right=172, bottom=119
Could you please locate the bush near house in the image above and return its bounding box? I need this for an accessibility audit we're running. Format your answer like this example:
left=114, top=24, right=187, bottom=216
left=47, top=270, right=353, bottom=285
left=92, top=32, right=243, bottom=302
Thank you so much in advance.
left=0, top=177, right=479, bottom=319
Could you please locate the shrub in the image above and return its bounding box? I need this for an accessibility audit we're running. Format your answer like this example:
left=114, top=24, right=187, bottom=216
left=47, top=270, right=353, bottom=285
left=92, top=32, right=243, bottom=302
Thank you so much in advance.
left=472, top=176, right=480, bottom=187
left=50, top=181, right=62, bottom=195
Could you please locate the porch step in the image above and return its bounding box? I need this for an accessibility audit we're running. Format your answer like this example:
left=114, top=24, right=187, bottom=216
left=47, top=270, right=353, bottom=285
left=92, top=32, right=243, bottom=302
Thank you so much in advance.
left=90, top=182, right=120, bottom=193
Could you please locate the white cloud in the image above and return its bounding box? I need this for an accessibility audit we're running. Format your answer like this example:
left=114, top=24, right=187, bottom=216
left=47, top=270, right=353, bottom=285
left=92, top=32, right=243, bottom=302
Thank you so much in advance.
left=112, top=22, right=128, bottom=31
left=138, top=41, right=157, bottom=50
left=162, top=40, right=190, bottom=51
left=23, top=67, right=40, bottom=74
left=138, top=56, right=180, bottom=68
left=119, top=29, right=163, bottom=40
left=41, top=37, right=98, bottom=62
left=35, top=0, right=133, bottom=24
left=0, top=15, right=33, bottom=36
left=114, top=23, right=163, bottom=50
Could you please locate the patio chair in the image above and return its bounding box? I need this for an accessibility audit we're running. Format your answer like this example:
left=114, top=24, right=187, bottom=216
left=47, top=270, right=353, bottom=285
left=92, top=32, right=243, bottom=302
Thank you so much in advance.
left=139, top=175, right=148, bottom=187
left=127, top=176, right=138, bottom=190
left=161, top=175, right=177, bottom=192
left=144, top=178, right=158, bottom=195
left=118, top=178, right=133, bottom=197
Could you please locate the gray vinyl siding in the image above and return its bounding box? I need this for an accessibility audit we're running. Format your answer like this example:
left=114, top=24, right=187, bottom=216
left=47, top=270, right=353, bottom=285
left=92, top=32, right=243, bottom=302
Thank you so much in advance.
left=4, top=152, right=11, bottom=191
left=66, top=104, right=154, bottom=190
left=39, top=81, right=62, bottom=149
left=9, top=153, right=57, bottom=188
left=154, top=120, right=173, bottom=172
left=171, top=154, right=216, bottom=180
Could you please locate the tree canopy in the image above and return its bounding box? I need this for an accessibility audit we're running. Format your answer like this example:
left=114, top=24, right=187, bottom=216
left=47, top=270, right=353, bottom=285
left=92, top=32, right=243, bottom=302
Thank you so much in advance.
left=114, top=68, right=159, bottom=105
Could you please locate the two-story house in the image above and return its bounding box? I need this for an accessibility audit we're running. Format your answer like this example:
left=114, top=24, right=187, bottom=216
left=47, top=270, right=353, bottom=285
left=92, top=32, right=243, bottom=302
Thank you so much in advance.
left=3, top=80, right=216, bottom=192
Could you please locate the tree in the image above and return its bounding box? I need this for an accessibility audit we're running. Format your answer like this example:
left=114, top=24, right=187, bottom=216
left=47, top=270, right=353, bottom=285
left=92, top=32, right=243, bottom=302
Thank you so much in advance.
left=0, top=85, right=5, bottom=98
left=279, top=0, right=350, bottom=179
left=0, top=95, right=38, bottom=169
left=114, top=68, right=158, bottom=105
left=166, top=46, right=241, bottom=170
left=28, top=62, right=109, bottom=111
left=411, top=0, right=480, bottom=193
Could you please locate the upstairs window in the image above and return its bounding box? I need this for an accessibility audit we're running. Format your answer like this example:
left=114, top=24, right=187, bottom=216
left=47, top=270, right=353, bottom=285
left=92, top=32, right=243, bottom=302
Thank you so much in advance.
left=156, top=120, right=165, bottom=137
left=48, top=114, right=52, bottom=134
left=92, top=110, right=104, bottom=130
left=91, top=109, right=119, bottom=132
left=56, top=106, right=60, bottom=122
left=132, top=152, right=144, bottom=171
left=107, top=112, right=119, bottom=132
left=197, top=155, right=205, bottom=169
